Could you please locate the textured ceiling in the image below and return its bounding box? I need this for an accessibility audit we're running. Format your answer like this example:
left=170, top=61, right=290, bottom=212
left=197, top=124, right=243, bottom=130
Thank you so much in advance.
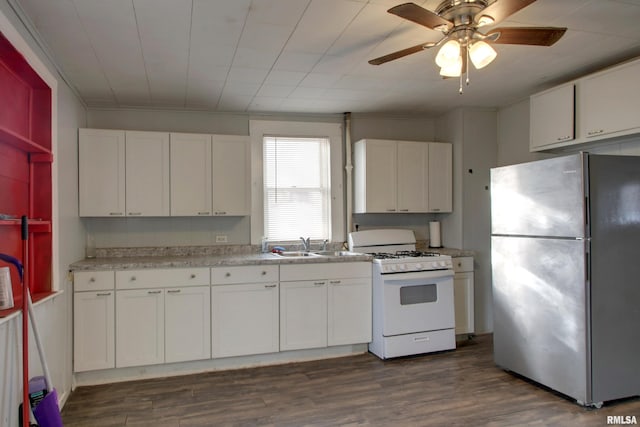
left=15, top=0, right=640, bottom=115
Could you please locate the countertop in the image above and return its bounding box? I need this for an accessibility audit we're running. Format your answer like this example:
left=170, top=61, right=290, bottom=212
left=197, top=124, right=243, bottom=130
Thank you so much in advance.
left=69, top=245, right=474, bottom=271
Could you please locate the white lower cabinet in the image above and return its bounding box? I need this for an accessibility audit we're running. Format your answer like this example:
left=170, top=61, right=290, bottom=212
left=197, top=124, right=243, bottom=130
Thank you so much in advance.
left=280, top=262, right=372, bottom=351
left=165, top=286, right=211, bottom=363
left=211, top=265, right=279, bottom=358
left=73, top=271, right=116, bottom=372
left=453, top=257, right=475, bottom=336
left=116, top=289, right=165, bottom=368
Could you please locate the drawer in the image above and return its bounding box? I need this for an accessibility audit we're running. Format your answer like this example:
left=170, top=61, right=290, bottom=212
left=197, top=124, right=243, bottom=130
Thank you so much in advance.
left=116, top=268, right=210, bottom=289
left=280, top=262, right=371, bottom=281
left=452, top=257, right=474, bottom=273
left=212, top=265, right=278, bottom=285
left=74, top=271, right=115, bottom=292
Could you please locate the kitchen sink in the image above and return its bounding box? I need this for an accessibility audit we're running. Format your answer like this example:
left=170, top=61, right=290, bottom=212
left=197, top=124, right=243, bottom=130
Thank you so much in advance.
left=311, top=250, right=361, bottom=257
left=272, top=251, right=320, bottom=258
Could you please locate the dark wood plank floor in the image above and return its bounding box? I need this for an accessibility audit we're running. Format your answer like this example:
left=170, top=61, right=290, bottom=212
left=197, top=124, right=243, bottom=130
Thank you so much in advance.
left=62, top=335, right=640, bottom=426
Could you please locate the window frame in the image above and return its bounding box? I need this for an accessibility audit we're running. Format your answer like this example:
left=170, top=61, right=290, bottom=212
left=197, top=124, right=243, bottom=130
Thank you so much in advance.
left=249, top=120, right=344, bottom=245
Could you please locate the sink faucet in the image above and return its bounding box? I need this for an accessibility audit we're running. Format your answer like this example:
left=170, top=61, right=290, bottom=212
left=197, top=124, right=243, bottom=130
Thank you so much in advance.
left=300, top=237, right=311, bottom=251
left=322, top=239, right=328, bottom=251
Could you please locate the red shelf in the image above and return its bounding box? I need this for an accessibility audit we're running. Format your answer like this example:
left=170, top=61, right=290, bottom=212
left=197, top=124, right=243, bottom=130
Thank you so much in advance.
left=0, top=126, right=52, bottom=154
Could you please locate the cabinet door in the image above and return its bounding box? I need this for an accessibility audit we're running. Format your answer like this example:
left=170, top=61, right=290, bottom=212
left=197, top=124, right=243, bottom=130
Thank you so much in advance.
left=530, top=84, right=575, bottom=150
left=212, top=282, right=279, bottom=358
left=354, top=140, right=397, bottom=213
left=327, top=278, right=372, bottom=346
left=79, top=129, right=125, bottom=217
left=125, top=131, right=170, bottom=216
left=212, top=135, right=250, bottom=216
left=428, top=143, right=452, bottom=212
left=170, top=133, right=212, bottom=216
left=165, top=286, right=211, bottom=363
left=580, top=59, right=640, bottom=140
left=73, top=291, right=115, bottom=372
left=454, top=272, right=474, bottom=335
left=397, top=141, right=428, bottom=212
left=116, top=289, right=164, bottom=368
left=280, top=280, right=327, bottom=351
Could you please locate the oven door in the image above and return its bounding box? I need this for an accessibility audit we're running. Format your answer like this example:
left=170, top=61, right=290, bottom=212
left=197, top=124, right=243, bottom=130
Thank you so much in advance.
left=381, top=270, right=454, bottom=336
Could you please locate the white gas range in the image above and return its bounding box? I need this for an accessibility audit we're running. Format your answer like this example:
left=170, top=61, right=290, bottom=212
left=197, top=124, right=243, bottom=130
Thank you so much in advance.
left=349, top=229, right=456, bottom=359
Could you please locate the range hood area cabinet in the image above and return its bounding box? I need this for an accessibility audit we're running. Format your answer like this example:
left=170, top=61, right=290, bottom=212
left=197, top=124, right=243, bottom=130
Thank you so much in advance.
left=530, top=57, right=640, bottom=151
left=353, top=139, right=452, bottom=213
left=79, top=129, right=250, bottom=217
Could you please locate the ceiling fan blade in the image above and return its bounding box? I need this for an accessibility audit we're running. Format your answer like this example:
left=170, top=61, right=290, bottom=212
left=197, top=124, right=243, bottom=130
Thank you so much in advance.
left=369, top=42, right=436, bottom=65
left=388, top=3, right=453, bottom=31
left=476, top=0, right=537, bottom=25
left=486, top=27, right=567, bottom=46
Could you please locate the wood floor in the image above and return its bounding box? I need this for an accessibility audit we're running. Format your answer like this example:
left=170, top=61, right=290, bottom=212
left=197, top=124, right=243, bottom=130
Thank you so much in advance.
left=62, top=335, right=640, bottom=426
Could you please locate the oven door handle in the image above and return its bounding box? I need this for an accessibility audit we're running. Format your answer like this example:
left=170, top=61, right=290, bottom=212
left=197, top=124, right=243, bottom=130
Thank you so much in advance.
left=381, top=270, right=453, bottom=283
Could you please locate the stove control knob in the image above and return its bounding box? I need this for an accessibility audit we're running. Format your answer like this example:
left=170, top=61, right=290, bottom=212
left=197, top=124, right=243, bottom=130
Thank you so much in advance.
left=390, top=265, right=397, bottom=272
left=415, top=263, right=422, bottom=270
left=399, top=264, right=406, bottom=271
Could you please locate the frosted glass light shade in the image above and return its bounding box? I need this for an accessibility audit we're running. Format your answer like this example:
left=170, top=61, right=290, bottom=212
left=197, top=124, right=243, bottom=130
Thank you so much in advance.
left=435, top=40, right=461, bottom=68
left=439, top=55, right=462, bottom=77
left=469, top=41, right=497, bottom=69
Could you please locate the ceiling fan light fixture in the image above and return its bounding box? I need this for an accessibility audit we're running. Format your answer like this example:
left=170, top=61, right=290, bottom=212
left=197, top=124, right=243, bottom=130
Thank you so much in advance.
left=469, top=40, right=497, bottom=69
left=435, top=39, right=461, bottom=68
left=439, top=55, right=463, bottom=77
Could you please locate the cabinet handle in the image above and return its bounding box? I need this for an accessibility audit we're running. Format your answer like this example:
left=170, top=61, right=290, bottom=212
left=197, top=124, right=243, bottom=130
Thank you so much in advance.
left=197, top=211, right=210, bottom=215
left=128, top=212, right=142, bottom=216
left=386, top=208, right=396, bottom=212
left=130, top=276, right=136, bottom=281
left=190, top=274, right=196, bottom=279
left=214, top=211, right=227, bottom=215
left=96, top=292, right=111, bottom=296
left=167, top=289, right=181, bottom=294
left=329, top=280, right=341, bottom=284
left=264, top=284, right=277, bottom=288
left=225, top=272, right=231, bottom=277
left=314, top=281, right=326, bottom=286
left=148, top=290, right=162, bottom=294
left=432, top=208, right=441, bottom=212
left=261, top=271, right=267, bottom=276
left=109, top=212, right=123, bottom=216
left=89, top=277, right=96, bottom=282
left=399, top=209, right=409, bottom=212
left=587, top=129, right=604, bottom=136
left=556, top=135, right=572, bottom=142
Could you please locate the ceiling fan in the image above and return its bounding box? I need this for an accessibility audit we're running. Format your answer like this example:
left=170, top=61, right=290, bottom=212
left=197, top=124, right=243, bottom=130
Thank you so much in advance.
left=369, top=0, right=566, bottom=92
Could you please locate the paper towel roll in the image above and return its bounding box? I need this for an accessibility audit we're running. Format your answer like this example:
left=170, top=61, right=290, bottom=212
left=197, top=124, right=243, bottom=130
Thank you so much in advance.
left=429, top=221, right=442, bottom=248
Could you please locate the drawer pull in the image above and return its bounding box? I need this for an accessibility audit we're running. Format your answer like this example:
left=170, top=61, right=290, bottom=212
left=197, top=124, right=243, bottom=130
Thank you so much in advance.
left=265, top=284, right=277, bottom=288
left=225, top=272, right=231, bottom=277
left=190, top=274, right=196, bottom=279
left=130, top=276, right=137, bottom=281
left=314, top=281, right=326, bottom=286
left=148, top=290, right=161, bottom=294
left=329, top=280, right=341, bottom=284
left=261, top=271, right=267, bottom=276
left=197, top=211, right=210, bottom=215
left=128, top=212, right=142, bottom=216
left=89, top=277, right=96, bottom=282
left=167, top=289, right=181, bottom=294
left=109, top=212, right=123, bottom=216
left=96, top=292, right=111, bottom=296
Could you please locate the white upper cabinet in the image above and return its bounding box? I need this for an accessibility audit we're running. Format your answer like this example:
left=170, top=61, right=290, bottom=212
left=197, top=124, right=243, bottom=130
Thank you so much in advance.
left=579, top=58, right=640, bottom=140
left=428, top=142, right=453, bottom=213
left=170, top=133, right=213, bottom=216
left=79, top=129, right=170, bottom=217
left=125, top=131, right=170, bottom=216
left=354, top=139, right=397, bottom=213
left=79, top=129, right=126, bottom=217
left=531, top=57, right=640, bottom=151
left=530, top=84, right=575, bottom=150
left=355, top=139, right=452, bottom=213
left=397, top=142, right=428, bottom=212
left=211, top=135, right=250, bottom=216
left=170, top=133, right=250, bottom=216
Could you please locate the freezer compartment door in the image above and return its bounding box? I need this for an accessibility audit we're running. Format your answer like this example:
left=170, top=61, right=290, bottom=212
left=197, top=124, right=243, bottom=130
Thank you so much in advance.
left=492, top=236, right=589, bottom=403
left=491, top=154, right=585, bottom=238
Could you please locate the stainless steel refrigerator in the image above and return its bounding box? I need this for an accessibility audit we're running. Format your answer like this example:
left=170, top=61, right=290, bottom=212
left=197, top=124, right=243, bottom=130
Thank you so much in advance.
left=490, top=153, right=640, bottom=407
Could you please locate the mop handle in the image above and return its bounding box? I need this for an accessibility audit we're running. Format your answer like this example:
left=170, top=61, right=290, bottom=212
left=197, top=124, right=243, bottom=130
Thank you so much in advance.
left=21, top=215, right=29, bottom=427
left=20, top=216, right=54, bottom=392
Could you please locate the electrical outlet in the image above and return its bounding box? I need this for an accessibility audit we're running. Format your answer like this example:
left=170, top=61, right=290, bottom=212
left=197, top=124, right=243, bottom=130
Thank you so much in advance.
left=215, top=235, right=228, bottom=243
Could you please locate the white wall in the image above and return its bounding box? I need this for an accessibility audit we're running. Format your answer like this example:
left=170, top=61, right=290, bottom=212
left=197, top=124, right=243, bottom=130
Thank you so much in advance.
left=0, top=2, right=86, bottom=425
left=436, top=109, right=497, bottom=333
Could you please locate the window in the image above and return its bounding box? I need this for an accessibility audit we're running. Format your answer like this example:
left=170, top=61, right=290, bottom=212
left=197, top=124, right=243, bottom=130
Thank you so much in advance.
left=263, top=136, right=331, bottom=241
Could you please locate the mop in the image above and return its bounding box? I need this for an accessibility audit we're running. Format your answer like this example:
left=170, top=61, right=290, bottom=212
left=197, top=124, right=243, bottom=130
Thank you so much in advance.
left=0, top=216, right=63, bottom=426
